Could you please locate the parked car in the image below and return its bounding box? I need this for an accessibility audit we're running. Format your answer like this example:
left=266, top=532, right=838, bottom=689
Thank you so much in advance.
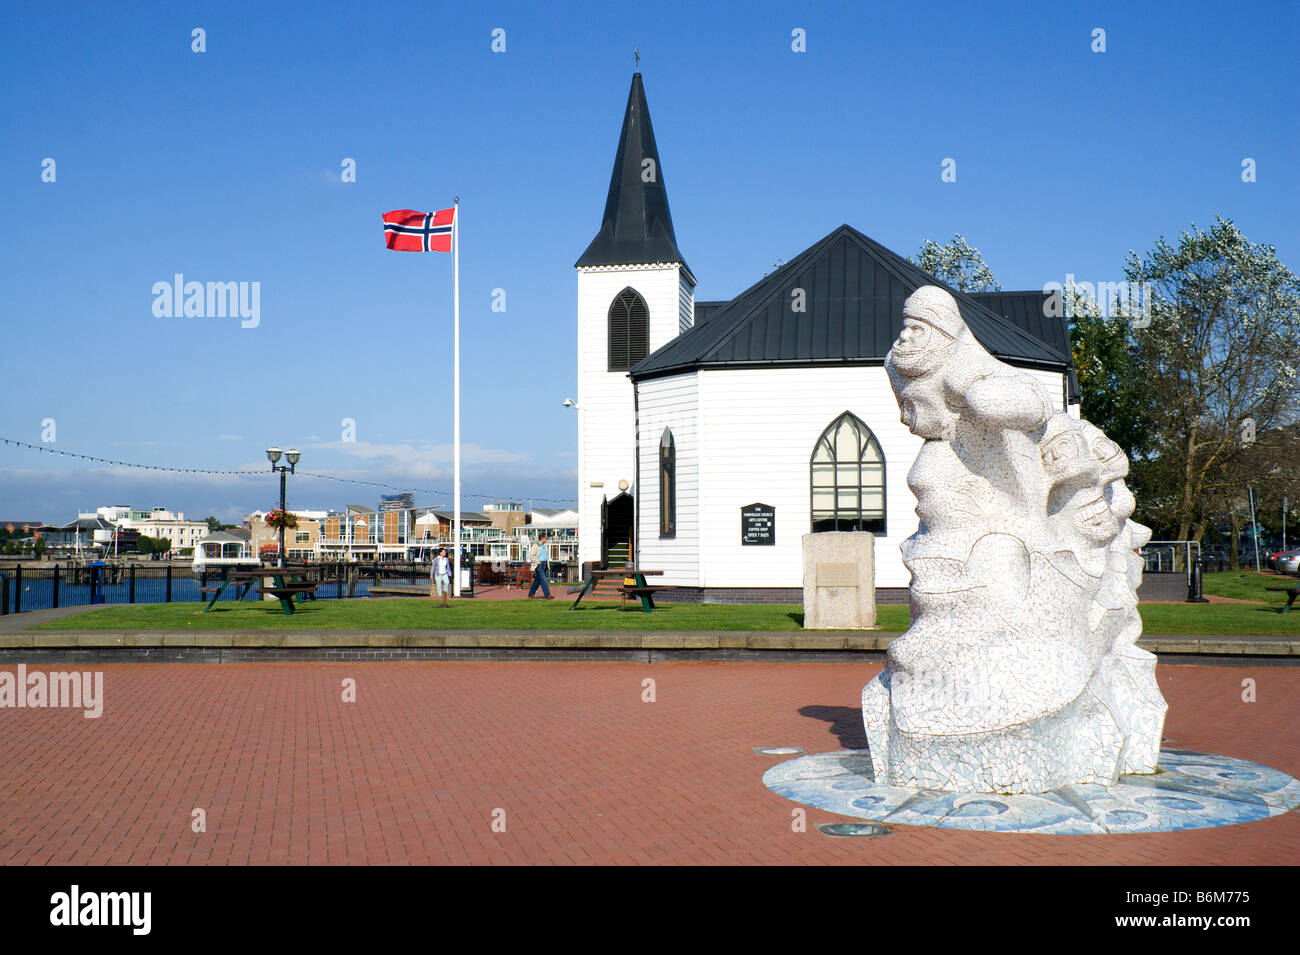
left=1278, top=551, right=1300, bottom=576
left=1267, top=547, right=1300, bottom=571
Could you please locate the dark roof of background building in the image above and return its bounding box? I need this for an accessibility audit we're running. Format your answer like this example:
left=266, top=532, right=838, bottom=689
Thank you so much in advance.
left=60, top=517, right=112, bottom=531
left=201, top=530, right=246, bottom=542
left=432, top=510, right=490, bottom=523
left=575, top=73, right=690, bottom=276
left=631, top=225, right=1068, bottom=380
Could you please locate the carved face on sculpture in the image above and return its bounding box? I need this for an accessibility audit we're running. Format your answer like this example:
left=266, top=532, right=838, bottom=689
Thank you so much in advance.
left=1089, top=435, right=1128, bottom=484
left=888, top=286, right=964, bottom=379
left=1041, top=428, right=1092, bottom=485
left=1073, top=494, right=1120, bottom=544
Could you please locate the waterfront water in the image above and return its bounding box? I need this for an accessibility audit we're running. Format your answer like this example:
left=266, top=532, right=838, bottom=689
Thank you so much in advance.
left=0, top=570, right=428, bottom=615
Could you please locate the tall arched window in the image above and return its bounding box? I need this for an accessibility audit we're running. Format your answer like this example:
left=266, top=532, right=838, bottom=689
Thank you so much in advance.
left=811, top=412, right=885, bottom=533
left=608, top=287, right=649, bottom=372
left=659, top=428, right=676, bottom=538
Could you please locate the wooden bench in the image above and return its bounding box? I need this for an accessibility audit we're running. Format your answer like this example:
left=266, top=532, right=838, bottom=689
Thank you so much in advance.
left=1265, top=584, right=1300, bottom=613
left=510, top=565, right=532, bottom=589
left=475, top=563, right=503, bottom=586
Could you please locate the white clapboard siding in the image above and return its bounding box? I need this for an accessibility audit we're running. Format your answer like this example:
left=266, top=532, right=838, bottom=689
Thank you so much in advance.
left=634, top=372, right=699, bottom=585
left=693, top=366, right=921, bottom=588
left=1028, top=367, right=1070, bottom=415
left=576, top=263, right=687, bottom=565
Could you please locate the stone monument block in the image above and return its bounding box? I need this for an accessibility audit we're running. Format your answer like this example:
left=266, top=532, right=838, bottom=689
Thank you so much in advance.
left=802, top=532, right=875, bottom=629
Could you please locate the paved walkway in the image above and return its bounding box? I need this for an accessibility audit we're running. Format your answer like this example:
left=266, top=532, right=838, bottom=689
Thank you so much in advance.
left=0, top=604, right=111, bottom=632
left=0, top=661, right=1295, bottom=864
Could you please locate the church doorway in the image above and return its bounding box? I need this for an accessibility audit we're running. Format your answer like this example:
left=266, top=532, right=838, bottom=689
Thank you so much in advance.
left=601, top=492, right=633, bottom=568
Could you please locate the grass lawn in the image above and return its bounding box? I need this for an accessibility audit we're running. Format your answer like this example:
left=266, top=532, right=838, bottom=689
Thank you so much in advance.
left=31, top=598, right=912, bottom=632
left=1201, top=569, right=1298, bottom=603
left=26, top=586, right=1300, bottom=635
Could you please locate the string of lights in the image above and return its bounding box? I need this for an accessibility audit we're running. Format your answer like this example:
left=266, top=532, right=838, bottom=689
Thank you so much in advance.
left=0, top=437, right=578, bottom=506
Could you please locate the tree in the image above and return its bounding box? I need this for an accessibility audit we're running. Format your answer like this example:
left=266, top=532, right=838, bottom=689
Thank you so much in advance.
left=137, top=535, right=154, bottom=556
left=912, top=234, right=1001, bottom=292
left=1125, top=217, right=1300, bottom=545
left=1066, top=289, right=1151, bottom=465
left=1201, top=422, right=1300, bottom=566
left=204, top=516, right=222, bottom=532
left=32, top=537, right=46, bottom=560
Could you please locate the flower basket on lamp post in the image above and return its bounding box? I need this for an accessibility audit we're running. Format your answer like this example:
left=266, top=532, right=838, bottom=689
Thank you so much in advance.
left=265, top=508, right=299, bottom=531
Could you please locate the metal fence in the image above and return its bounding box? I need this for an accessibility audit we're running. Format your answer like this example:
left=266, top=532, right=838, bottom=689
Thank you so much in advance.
left=1140, top=540, right=1200, bottom=577
left=0, top=561, right=444, bottom=615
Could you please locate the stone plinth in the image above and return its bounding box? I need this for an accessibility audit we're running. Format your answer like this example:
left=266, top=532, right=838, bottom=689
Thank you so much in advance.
left=802, top=532, right=875, bottom=629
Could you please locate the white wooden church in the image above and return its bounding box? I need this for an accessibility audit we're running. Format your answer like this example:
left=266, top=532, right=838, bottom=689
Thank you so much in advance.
left=574, top=73, right=1078, bottom=602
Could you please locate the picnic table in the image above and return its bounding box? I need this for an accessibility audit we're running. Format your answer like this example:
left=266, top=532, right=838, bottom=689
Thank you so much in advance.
left=199, top=571, right=260, bottom=612
left=1265, top=582, right=1300, bottom=613
left=214, top=568, right=318, bottom=615
left=568, top=568, right=663, bottom=613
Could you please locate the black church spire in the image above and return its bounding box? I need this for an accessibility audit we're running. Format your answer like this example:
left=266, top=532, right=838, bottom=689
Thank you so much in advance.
left=575, top=73, right=689, bottom=273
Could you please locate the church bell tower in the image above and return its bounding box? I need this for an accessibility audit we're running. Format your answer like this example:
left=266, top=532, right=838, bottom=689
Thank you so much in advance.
left=575, top=71, right=695, bottom=568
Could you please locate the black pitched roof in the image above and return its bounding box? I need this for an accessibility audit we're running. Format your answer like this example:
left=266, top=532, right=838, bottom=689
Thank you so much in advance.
left=631, top=225, right=1068, bottom=380
left=575, top=73, right=690, bottom=275
left=969, top=291, right=1079, bottom=403
left=967, top=291, right=1068, bottom=360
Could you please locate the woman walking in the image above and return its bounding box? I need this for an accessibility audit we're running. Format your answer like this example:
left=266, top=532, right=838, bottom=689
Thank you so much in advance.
left=430, top=547, right=452, bottom=608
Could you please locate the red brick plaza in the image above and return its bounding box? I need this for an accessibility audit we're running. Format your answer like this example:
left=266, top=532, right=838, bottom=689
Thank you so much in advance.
left=0, top=660, right=1296, bottom=865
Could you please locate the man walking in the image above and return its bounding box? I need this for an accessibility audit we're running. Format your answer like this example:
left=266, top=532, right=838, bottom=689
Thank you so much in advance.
left=528, top=533, right=554, bottom=599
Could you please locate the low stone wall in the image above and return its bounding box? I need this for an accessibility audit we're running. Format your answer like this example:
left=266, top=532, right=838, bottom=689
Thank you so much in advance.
left=1, top=629, right=1293, bottom=663
left=655, top=586, right=910, bottom=605
left=1137, top=571, right=1189, bottom=602
left=657, top=579, right=1184, bottom=605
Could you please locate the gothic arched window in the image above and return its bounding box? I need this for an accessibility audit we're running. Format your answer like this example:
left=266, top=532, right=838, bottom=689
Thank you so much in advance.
left=810, top=412, right=886, bottom=533
left=608, top=287, right=649, bottom=372
left=659, top=428, right=676, bottom=538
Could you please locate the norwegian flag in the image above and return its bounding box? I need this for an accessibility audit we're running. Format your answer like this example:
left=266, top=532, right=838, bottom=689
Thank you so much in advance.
left=382, top=208, right=455, bottom=252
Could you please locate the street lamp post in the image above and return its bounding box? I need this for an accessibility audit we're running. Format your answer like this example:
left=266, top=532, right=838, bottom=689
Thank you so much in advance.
left=266, top=446, right=301, bottom=569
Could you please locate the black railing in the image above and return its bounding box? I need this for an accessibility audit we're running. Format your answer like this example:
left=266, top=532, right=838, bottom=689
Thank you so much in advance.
left=0, top=559, right=456, bottom=614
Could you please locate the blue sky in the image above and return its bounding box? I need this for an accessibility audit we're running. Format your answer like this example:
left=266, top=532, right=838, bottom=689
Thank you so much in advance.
left=1, top=0, right=1296, bottom=523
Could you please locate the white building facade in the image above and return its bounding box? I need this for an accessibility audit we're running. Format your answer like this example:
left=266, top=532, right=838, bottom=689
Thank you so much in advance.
left=576, top=73, right=1078, bottom=601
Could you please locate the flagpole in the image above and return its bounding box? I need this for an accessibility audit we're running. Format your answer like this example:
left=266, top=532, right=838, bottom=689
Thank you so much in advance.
left=452, top=196, right=461, bottom=597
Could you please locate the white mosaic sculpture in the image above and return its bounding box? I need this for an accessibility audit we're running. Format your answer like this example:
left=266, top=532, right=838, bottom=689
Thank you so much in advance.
left=862, top=286, right=1168, bottom=794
